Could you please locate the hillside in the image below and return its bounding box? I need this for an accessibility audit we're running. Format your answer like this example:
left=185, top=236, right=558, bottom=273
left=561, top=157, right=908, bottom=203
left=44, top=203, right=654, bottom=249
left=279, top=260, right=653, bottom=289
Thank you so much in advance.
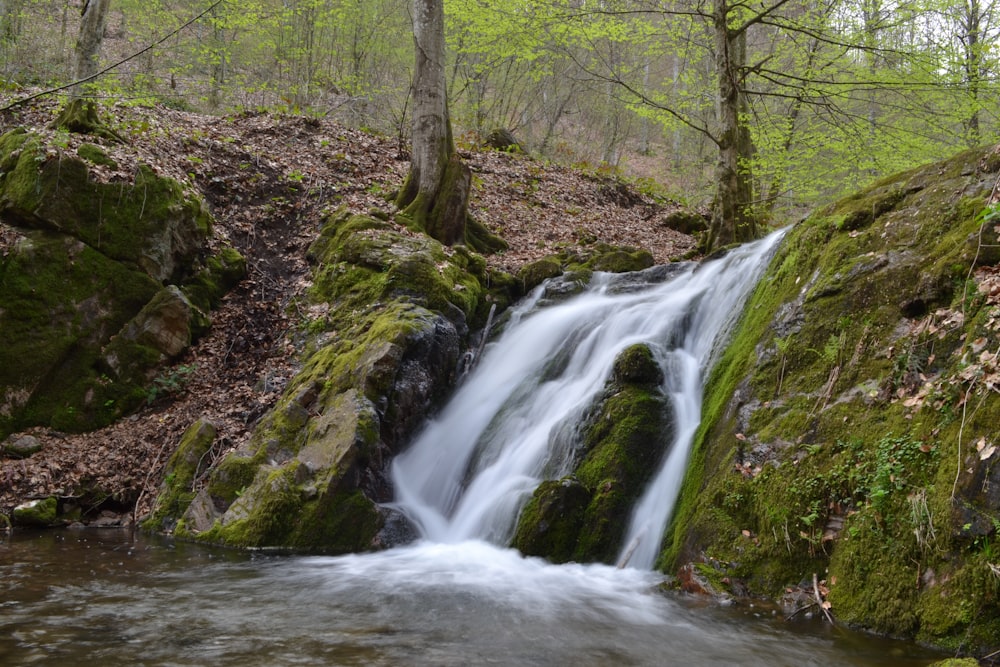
left=0, top=99, right=696, bottom=521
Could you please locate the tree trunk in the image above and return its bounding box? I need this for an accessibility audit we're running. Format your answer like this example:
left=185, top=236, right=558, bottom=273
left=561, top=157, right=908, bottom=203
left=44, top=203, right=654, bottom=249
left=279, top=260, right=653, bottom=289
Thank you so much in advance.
left=706, top=0, right=757, bottom=252
left=962, top=0, right=982, bottom=147
left=72, top=0, right=112, bottom=100
left=396, top=0, right=469, bottom=246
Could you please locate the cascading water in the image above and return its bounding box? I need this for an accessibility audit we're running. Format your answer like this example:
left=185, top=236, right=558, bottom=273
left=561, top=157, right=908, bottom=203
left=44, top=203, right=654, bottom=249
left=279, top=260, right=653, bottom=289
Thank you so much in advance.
left=391, top=230, right=786, bottom=569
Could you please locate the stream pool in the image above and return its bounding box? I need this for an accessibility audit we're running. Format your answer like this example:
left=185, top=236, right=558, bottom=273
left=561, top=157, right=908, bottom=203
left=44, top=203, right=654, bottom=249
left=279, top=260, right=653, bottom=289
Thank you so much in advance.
left=1, top=529, right=946, bottom=666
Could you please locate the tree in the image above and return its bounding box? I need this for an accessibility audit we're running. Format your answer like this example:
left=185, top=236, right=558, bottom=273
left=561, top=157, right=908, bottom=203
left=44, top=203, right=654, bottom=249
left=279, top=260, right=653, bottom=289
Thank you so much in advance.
left=54, top=0, right=118, bottom=137
left=395, top=0, right=470, bottom=245
left=72, top=0, right=112, bottom=100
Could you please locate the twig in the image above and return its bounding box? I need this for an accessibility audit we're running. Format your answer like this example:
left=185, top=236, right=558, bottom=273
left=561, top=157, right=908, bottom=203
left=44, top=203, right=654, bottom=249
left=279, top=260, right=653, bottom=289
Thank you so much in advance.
left=813, top=572, right=834, bottom=624
left=132, top=434, right=175, bottom=526
left=952, top=378, right=974, bottom=500
left=1, top=0, right=225, bottom=111
left=785, top=601, right=817, bottom=622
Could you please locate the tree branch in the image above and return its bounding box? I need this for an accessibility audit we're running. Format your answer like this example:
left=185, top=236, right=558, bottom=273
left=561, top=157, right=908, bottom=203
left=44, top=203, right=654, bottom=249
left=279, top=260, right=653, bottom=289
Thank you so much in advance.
left=1, top=0, right=226, bottom=112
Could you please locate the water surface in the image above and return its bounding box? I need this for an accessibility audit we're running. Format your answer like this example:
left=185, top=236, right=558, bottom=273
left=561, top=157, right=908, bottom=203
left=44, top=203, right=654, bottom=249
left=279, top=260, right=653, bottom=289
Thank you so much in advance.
left=1, top=530, right=944, bottom=666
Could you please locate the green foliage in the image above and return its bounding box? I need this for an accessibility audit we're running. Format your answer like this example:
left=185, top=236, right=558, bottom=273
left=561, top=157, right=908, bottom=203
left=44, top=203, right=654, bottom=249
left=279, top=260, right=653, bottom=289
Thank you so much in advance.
left=146, top=364, right=198, bottom=405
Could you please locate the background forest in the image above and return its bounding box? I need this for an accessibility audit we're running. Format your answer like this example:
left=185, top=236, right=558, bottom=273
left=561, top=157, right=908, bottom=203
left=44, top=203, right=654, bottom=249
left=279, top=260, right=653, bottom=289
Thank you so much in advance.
left=2, top=0, right=999, bottom=226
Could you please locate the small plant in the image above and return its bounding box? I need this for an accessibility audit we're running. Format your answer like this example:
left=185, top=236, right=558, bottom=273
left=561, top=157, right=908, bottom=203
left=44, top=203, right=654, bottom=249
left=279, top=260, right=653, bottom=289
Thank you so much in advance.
left=146, top=364, right=198, bottom=404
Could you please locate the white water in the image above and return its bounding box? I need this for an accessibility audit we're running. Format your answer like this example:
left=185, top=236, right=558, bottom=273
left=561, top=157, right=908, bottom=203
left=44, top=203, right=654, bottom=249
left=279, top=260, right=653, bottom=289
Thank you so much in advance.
left=392, top=230, right=786, bottom=568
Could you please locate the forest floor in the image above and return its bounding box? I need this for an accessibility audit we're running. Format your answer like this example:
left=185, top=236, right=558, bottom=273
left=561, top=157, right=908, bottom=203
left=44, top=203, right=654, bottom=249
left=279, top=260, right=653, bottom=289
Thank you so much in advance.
left=0, top=100, right=698, bottom=523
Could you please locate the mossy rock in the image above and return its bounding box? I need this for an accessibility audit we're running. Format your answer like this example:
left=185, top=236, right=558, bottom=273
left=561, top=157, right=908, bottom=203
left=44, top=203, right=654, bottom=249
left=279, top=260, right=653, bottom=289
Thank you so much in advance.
left=143, top=419, right=217, bottom=532
left=517, top=257, right=563, bottom=293
left=0, top=129, right=210, bottom=283
left=661, top=144, right=1000, bottom=654
left=513, top=477, right=591, bottom=563
left=512, top=343, right=670, bottom=564
left=181, top=246, right=247, bottom=312
left=612, top=343, right=664, bottom=387
left=12, top=496, right=59, bottom=527
left=153, top=212, right=497, bottom=552
left=0, top=128, right=225, bottom=438
left=661, top=208, right=709, bottom=235
left=0, top=230, right=160, bottom=436
left=76, top=142, right=118, bottom=169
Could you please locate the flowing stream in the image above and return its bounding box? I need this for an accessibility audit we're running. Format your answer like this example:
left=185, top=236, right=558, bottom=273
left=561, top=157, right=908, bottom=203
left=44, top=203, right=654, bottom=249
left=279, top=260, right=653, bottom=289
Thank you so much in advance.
left=0, top=232, right=948, bottom=665
left=392, top=231, right=786, bottom=567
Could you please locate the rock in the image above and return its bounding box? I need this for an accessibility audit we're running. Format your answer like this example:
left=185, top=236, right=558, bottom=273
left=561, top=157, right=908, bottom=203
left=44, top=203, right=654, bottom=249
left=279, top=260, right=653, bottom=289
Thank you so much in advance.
left=12, top=496, right=59, bottom=527
left=143, top=419, right=217, bottom=532
left=612, top=343, right=664, bottom=387
left=512, top=343, right=671, bottom=564
left=0, top=128, right=229, bottom=439
left=103, top=286, right=199, bottom=377
left=660, top=208, right=709, bottom=235
left=150, top=212, right=495, bottom=553
left=677, top=562, right=718, bottom=596
left=2, top=434, right=42, bottom=459
left=512, top=477, right=591, bottom=563
left=484, top=128, right=521, bottom=152
left=666, top=144, right=1000, bottom=655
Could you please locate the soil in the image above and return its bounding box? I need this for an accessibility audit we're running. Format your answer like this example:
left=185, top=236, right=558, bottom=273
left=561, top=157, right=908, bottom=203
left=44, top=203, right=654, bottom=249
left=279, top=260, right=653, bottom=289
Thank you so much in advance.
left=0, top=99, right=698, bottom=524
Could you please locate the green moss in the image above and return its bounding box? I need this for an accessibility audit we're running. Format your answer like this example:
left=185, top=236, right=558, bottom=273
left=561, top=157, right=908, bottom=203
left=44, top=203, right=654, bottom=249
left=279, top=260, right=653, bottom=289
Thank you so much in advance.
left=517, top=257, right=563, bottom=293
left=513, top=478, right=591, bottom=563
left=0, top=231, right=161, bottom=437
left=612, top=343, right=664, bottom=386
left=662, top=143, right=1000, bottom=652
left=12, top=496, right=58, bottom=527
left=205, top=454, right=261, bottom=504
left=182, top=246, right=246, bottom=312
left=287, top=489, right=381, bottom=552
left=200, top=466, right=302, bottom=547
left=0, top=132, right=210, bottom=282
left=143, top=420, right=217, bottom=532
left=76, top=143, right=118, bottom=169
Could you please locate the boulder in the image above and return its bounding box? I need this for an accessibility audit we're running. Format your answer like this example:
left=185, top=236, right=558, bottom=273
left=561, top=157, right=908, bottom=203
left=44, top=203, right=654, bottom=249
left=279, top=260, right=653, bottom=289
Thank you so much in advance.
left=664, top=144, right=1000, bottom=656
left=150, top=211, right=504, bottom=553
left=0, top=128, right=242, bottom=438
left=512, top=343, right=671, bottom=564
left=12, top=496, right=59, bottom=527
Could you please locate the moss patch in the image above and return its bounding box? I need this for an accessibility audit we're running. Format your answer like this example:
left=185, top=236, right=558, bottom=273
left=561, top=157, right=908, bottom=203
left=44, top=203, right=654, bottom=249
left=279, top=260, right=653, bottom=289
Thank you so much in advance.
left=512, top=343, right=669, bottom=564
left=143, top=419, right=217, bottom=532
left=0, top=128, right=225, bottom=438
left=663, top=144, right=1000, bottom=655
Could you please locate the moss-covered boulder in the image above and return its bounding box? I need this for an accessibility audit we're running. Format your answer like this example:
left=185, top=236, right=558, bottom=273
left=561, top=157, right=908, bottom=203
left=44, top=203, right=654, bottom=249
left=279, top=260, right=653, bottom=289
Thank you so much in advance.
left=0, top=128, right=242, bottom=438
left=663, top=145, right=1000, bottom=657
left=150, top=211, right=502, bottom=552
left=513, top=343, right=669, bottom=564
left=515, top=243, right=656, bottom=295
left=513, top=477, right=591, bottom=562
left=144, top=418, right=218, bottom=533
left=12, top=496, right=59, bottom=527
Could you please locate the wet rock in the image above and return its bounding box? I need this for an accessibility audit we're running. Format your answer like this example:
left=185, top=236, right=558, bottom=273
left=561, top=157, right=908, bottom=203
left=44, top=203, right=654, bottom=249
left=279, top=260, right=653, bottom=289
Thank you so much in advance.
left=612, top=343, right=664, bottom=387
left=513, top=477, right=591, bottom=563
left=151, top=212, right=490, bottom=552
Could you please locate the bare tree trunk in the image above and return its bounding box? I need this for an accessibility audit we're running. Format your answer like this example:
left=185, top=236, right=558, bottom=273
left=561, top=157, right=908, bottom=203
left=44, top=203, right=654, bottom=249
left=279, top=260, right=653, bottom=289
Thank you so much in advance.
left=72, top=0, right=112, bottom=100
left=706, top=0, right=757, bottom=251
left=396, top=0, right=469, bottom=246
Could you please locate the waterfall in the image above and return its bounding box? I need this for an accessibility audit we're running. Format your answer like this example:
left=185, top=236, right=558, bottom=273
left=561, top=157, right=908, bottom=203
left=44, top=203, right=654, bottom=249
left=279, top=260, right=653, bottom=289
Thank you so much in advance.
left=391, top=230, right=786, bottom=569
